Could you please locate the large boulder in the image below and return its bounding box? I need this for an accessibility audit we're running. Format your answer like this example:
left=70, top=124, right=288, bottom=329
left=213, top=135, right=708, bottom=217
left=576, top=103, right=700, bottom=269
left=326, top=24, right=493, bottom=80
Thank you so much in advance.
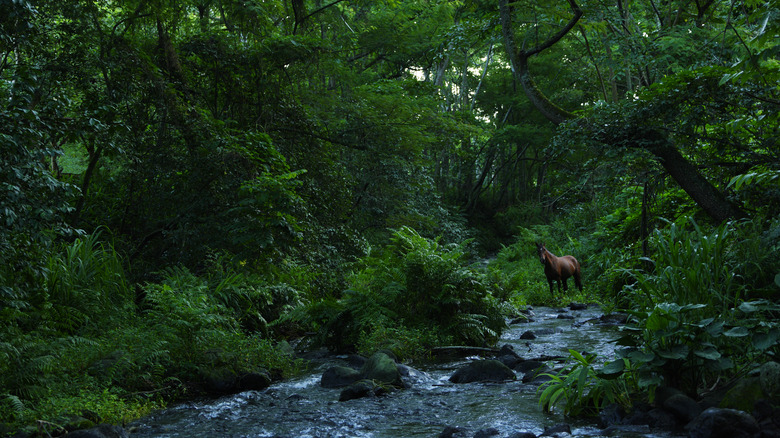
left=662, top=393, right=702, bottom=424
left=360, top=352, right=403, bottom=387
left=202, top=367, right=271, bottom=394
left=237, top=370, right=271, bottom=391
left=449, top=360, right=516, bottom=383
left=720, top=377, right=764, bottom=412
left=686, top=407, right=760, bottom=438
left=320, top=366, right=362, bottom=388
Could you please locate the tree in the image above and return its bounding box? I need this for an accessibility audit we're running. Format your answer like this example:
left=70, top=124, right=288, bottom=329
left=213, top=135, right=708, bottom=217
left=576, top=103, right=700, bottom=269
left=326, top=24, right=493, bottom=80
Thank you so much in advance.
left=497, top=0, right=748, bottom=222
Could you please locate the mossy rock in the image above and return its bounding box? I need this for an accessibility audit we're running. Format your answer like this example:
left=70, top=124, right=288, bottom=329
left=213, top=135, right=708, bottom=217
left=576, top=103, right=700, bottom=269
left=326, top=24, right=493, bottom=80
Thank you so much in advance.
left=360, top=352, right=403, bottom=387
left=760, top=361, right=780, bottom=399
left=720, top=377, right=765, bottom=412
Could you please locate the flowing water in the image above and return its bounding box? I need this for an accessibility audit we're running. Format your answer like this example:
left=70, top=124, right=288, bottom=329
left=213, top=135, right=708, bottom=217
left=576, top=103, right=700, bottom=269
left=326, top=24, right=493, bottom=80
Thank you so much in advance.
left=129, top=306, right=678, bottom=437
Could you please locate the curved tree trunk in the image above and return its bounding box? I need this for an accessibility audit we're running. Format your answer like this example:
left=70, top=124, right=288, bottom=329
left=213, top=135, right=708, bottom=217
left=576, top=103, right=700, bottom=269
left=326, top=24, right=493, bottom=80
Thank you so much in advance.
left=497, top=0, right=745, bottom=222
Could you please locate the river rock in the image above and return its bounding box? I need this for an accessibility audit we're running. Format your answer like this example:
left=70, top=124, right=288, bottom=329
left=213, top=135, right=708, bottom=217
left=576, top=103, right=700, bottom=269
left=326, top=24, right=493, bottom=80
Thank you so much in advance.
left=686, top=407, right=760, bottom=438
left=474, top=427, right=500, bottom=437
left=520, top=331, right=537, bottom=340
left=647, top=408, right=678, bottom=430
left=754, top=399, right=780, bottom=437
left=760, top=361, right=780, bottom=398
left=569, top=302, right=588, bottom=311
left=203, top=367, right=238, bottom=393
left=320, top=365, right=362, bottom=388
left=64, top=424, right=129, bottom=438
left=338, top=380, right=388, bottom=402
left=597, top=313, right=628, bottom=325
left=510, top=316, right=534, bottom=324
left=361, top=352, right=403, bottom=387
left=438, top=425, right=468, bottom=437
left=398, top=363, right=428, bottom=388
left=720, top=377, right=764, bottom=412
left=541, top=423, right=571, bottom=436
left=507, top=432, right=537, bottom=438
left=598, top=403, right=626, bottom=427
left=237, top=370, right=271, bottom=391
left=662, top=392, right=702, bottom=423
left=515, top=360, right=547, bottom=373
left=496, top=344, right=523, bottom=369
left=449, top=359, right=516, bottom=383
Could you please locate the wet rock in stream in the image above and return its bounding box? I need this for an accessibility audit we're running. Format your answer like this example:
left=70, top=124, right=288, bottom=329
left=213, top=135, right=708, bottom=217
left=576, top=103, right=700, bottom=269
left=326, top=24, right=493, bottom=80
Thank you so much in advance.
left=339, top=379, right=388, bottom=401
left=495, top=344, right=523, bottom=368
left=686, top=407, right=760, bottom=438
left=449, top=359, right=516, bottom=383
left=320, top=365, right=362, bottom=388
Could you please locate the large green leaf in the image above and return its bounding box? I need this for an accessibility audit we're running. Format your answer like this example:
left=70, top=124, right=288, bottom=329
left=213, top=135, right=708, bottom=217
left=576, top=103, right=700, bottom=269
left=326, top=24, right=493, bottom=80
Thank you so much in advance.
left=656, top=344, right=688, bottom=360
left=723, top=326, right=749, bottom=337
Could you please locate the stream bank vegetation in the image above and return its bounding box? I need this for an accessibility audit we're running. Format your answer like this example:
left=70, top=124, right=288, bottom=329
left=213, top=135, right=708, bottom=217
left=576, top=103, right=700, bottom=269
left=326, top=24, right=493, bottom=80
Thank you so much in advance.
left=2, top=0, right=779, bottom=435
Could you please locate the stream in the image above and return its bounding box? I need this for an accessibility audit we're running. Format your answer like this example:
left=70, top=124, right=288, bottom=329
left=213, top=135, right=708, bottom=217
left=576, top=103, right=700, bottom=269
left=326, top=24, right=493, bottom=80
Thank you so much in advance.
left=129, top=306, right=680, bottom=437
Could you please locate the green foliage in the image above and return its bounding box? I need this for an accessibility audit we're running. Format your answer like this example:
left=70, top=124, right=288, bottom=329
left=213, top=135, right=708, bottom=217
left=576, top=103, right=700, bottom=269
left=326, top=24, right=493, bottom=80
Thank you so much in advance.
left=539, top=350, right=633, bottom=417
left=301, top=226, right=507, bottom=357
left=614, top=299, right=780, bottom=397
left=43, top=231, right=132, bottom=334
left=621, top=218, right=776, bottom=312
left=0, top=233, right=301, bottom=431
left=606, top=217, right=780, bottom=396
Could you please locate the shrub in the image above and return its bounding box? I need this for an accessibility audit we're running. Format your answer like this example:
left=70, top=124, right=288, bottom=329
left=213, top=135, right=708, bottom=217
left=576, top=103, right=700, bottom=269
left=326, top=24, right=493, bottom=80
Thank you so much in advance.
left=301, top=227, right=507, bottom=355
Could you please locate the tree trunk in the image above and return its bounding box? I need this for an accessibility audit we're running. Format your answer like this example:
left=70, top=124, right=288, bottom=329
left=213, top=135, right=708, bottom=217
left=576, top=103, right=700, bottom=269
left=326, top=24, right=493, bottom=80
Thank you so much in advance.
left=636, top=129, right=745, bottom=222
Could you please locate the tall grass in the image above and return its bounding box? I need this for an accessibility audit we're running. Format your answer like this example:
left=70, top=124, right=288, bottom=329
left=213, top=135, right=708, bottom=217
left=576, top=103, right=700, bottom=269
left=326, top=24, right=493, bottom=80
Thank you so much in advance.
left=45, top=230, right=132, bottom=333
left=624, top=218, right=758, bottom=315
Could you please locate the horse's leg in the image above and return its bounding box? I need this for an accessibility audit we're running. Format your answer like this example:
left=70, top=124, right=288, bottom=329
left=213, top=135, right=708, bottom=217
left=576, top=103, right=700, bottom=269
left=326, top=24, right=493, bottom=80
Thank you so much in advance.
left=562, top=277, right=569, bottom=292
left=548, top=279, right=555, bottom=297
left=574, top=270, right=583, bottom=291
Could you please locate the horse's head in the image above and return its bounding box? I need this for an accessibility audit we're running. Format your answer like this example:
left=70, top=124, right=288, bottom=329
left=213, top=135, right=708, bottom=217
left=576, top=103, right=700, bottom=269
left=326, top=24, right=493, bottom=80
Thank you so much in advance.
left=536, top=242, right=547, bottom=265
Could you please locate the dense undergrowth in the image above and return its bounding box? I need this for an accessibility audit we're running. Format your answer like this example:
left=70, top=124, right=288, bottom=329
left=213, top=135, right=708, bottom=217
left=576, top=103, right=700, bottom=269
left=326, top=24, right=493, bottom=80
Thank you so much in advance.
left=0, top=232, right=306, bottom=436
left=532, top=215, right=780, bottom=416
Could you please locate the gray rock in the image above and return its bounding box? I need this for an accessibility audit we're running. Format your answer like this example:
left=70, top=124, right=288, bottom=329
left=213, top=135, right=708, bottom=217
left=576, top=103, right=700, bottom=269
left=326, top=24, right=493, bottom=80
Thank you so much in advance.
left=474, top=427, right=500, bottom=437
left=662, top=392, right=702, bottom=423
left=760, top=361, right=780, bottom=398
left=439, top=425, right=469, bottom=438
left=520, top=331, right=537, bottom=340
left=450, top=360, right=516, bottom=383
left=541, top=423, right=571, bottom=436
left=507, top=432, right=537, bottom=438
left=320, top=365, right=361, bottom=388
left=237, top=370, right=271, bottom=391
left=686, top=407, right=760, bottom=438
left=338, top=380, right=387, bottom=402
left=496, top=344, right=523, bottom=368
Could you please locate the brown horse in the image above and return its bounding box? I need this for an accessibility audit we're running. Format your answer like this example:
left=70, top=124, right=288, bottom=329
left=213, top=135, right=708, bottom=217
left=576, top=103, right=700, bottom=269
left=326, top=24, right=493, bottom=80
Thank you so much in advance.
left=536, top=243, right=583, bottom=297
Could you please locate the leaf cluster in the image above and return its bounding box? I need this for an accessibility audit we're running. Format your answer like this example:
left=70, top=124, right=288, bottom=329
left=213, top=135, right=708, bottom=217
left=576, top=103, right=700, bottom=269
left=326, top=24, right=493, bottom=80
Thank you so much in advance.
left=300, top=226, right=507, bottom=358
